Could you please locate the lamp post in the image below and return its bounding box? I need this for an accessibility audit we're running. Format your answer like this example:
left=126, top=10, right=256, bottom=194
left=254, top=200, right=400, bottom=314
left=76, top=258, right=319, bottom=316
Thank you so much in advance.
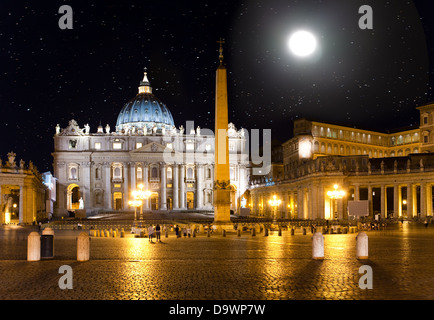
left=128, top=199, right=142, bottom=226
left=132, top=184, right=152, bottom=222
left=327, top=184, right=345, bottom=220
left=268, top=195, right=282, bottom=223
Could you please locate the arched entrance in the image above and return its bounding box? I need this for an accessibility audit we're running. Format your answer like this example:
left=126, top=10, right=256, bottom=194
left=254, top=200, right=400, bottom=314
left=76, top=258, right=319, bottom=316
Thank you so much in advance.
left=186, top=192, right=195, bottom=209
left=67, top=184, right=80, bottom=210
left=151, top=193, right=159, bottom=210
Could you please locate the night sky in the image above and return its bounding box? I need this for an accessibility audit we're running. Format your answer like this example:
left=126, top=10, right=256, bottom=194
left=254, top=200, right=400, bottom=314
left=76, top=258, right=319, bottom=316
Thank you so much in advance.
left=0, top=0, right=433, bottom=173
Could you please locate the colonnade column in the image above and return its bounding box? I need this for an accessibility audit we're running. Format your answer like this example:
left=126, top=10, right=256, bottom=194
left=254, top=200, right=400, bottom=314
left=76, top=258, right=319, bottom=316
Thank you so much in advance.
left=407, top=183, right=413, bottom=219
left=421, top=183, right=427, bottom=219
left=427, top=184, right=433, bottom=217
left=381, top=184, right=387, bottom=219
left=393, top=184, right=400, bottom=218
left=19, top=185, right=24, bottom=224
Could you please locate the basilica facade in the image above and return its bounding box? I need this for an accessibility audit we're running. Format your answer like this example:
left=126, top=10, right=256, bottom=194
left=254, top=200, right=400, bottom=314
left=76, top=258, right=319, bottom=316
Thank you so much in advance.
left=52, top=72, right=249, bottom=217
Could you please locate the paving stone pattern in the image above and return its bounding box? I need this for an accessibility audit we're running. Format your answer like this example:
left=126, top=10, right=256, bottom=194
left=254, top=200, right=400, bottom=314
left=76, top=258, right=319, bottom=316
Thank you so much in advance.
left=0, top=223, right=433, bottom=300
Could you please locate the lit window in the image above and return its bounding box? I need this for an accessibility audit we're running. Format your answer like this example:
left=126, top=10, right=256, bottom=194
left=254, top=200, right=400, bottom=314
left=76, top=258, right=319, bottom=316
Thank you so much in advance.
left=166, top=143, right=173, bottom=149
left=94, top=142, right=101, bottom=150
left=113, top=142, right=122, bottom=150
left=205, top=144, right=211, bottom=151
left=186, top=143, right=194, bottom=151
left=136, top=142, right=142, bottom=149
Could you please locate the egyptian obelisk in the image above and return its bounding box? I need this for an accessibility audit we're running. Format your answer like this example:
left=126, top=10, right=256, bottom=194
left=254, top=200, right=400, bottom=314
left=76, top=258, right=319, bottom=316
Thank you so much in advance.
left=213, top=39, right=231, bottom=224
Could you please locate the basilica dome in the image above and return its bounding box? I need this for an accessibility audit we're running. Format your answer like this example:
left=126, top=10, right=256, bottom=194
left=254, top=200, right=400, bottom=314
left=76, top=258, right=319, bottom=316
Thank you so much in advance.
left=115, top=72, right=175, bottom=134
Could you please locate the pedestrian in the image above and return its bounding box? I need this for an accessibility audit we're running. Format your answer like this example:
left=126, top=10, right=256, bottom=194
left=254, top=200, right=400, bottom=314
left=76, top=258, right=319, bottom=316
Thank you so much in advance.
left=187, top=226, right=191, bottom=238
left=156, top=224, right=161, bottom=241
left=175, top=225, right=180, bottom=238
left=148, top=225, right=154, bottom=242
left=183, top=227, right=187, bottom=237
left=424, top=219, right=429, bottom=228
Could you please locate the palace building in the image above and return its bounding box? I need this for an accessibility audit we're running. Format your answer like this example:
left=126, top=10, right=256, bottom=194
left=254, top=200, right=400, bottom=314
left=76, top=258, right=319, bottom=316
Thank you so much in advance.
left=248, top=102, right=434, bottom=221
left=52, top=71, right=249, bottom=217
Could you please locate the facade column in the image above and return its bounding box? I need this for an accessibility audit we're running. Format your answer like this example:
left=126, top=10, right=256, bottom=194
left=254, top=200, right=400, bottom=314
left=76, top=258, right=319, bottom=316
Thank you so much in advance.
left=196, top=164, right=203, bottom=210
left=123, top=163, right=129, bottom=210
left=354, top=184, right=360, bottom=201
left=130, top=162, right=136, bottom=192
left=160, top=163, right=167, bottom=210
left=19, top=186, right=24, bottom=224
left=421, top=183, right=427, bottom=218
left=297, top=188, right=303, bottom=219
left=407, top=183, right=413, bottom=219
left=104, top=163, right=112, bottom=210
left=428, top=184, right=433, bottom=217
left=82, top=162, right=91, bottom=212
left=381, top=184, right=387, bottom=219
left=284, top=191, right=290, bottom=219
left=393, top=184, right=400, bottom=218
left=173, top=164, right=179, bottom=209
left=179, top=164, right=186, bottom=209
left=143, top=163, right=150, bottom=209
left=367, top=185, right=373, bottom=217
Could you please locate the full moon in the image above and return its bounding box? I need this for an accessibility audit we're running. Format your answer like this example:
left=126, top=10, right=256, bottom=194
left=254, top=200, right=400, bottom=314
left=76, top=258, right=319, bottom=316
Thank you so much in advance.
left=288, top=30, right=317, bottom=57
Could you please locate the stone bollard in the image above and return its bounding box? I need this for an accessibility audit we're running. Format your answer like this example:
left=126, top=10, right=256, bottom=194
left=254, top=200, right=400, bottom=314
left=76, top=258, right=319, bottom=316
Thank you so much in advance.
left=199, top=225, right=205, bottom=233
left=251, top=227, right=256, bottom=237
left=264, top=228, right=269, bottom=236
left=278, top=228, right=282, bottom=236
left=112, top=230, right=117, bottom=238
left=222, top=229, right=226, bottom=237
left=312, top=232, right=325, bottom=260
left=77, top=232, right=90, bottom=262
left=41, top=227, right=55, bottom=259
left=291, top=228, right=295, bottom=236
left=237, top=229, right=241, bottom=237
left=120, top=229, right=125, bottom=238
left=302, top=228, right=306, bottom=235
left=356, top=232, right=369, bottom=259
left=207, top=229, right=210, bottom=237
left=165, top=229, right=169, bottom=238
left=27, top=232, right=41, bottom=261
left=343, top=227, right=348, bottom=234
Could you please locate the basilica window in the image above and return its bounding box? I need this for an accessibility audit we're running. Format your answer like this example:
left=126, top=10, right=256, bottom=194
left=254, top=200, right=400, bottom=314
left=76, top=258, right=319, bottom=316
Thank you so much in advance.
left=205, top=144, right=212, bottom=151
left=187, top=167, right=194, bottom=180
left=112, top=163, right=123, bottom=181
left=69, top=140, right=77, bottom=149
left=136, top=167, right=142, bottom=180
left=113, top=142, right=122, bottom=150
left=167, top=167, right=173, bottom=181
left=94, top=142, right=101, bottom=150
left=151, top=167, right=159, bottom=180
left=136, top=142, right=143, bottom=149
left=69, top=166, right=78, bottom=180
left=229, top=142, right=236, bottom=151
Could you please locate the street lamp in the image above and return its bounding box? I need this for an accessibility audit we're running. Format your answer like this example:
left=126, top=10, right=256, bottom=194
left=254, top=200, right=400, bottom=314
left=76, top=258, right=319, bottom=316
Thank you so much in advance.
left=132, top=184, right=152, bottom=222
left=327, top=184, right=345, bottom=220
left=268, top=195, right=282, bottom=223
left=128, top=199, right=142, bottom=223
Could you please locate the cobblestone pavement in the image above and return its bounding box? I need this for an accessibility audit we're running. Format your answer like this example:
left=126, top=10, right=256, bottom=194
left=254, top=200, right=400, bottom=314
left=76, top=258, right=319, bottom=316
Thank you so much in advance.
left=0, top=223, right=434, bottom=300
